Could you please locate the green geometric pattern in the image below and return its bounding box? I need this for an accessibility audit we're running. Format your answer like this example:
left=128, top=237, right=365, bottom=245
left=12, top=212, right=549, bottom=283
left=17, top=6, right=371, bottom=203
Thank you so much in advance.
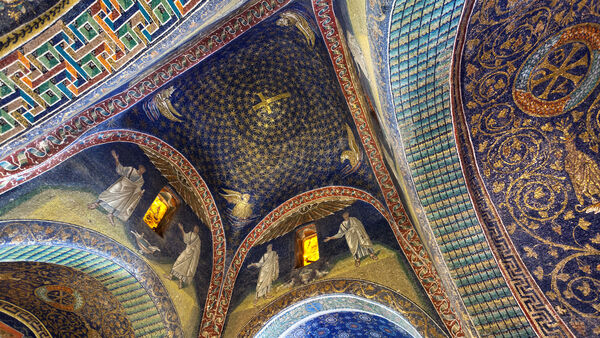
left=0, top=245, right=166, bottom=337
left=388, top=0, right=534, bottom=335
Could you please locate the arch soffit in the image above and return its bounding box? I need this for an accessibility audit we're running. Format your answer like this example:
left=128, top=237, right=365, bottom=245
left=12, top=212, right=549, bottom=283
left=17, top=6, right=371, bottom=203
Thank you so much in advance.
left=0, top=129, right=225, bottom=333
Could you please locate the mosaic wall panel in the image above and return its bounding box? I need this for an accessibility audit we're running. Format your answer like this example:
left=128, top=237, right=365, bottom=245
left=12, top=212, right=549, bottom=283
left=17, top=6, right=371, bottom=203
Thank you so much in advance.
left=388, top=0, right=535, bottom=335
left=0, top=0, right=212, bottom=145
left=282, top=311, right=413, bottom=337
left=241, top=279, right=446, bottom=337
left=0, top=245, right=166, bottom=337
left=452, top=0, right=600, bottom=335
left=0, top=220, right=183, bottom=337
left=0, top=261, right=134, bottom=337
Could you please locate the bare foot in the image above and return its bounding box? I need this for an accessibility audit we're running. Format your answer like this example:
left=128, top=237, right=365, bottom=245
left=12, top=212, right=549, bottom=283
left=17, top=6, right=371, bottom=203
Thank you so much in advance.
left=107, top=213, right=115, bottom=226
left=370, top=253, right=378, bottom=261
left=178, top=280, right=183, bottom=289
left=354, top=259, right=360, bottom=267
left=87, top=202, right=98, bottom=210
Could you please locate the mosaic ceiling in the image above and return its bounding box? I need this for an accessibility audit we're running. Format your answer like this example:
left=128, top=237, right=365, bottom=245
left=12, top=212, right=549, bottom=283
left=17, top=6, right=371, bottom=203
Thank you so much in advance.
left=2, top=0, right=600, bottom=336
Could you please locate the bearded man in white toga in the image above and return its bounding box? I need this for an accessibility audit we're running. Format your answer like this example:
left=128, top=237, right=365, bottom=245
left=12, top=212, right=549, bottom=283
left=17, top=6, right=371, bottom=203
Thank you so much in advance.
left=167, top=223, right=201, bottom=289
left=88, top=150, right=145, bottom=226
left=249, top=244, right=279, bottom=304
left=324, top=211, right=378, bottom=267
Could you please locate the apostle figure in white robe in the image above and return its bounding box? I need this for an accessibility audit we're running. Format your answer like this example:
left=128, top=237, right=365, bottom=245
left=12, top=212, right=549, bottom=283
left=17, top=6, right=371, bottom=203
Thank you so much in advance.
left=249, top=244, right=279, bottom=304
left=324, top=212, right=378, bottom=267
left=168, top=224, right=201, bottom=288
left=88, top=150, right=145, bottom=226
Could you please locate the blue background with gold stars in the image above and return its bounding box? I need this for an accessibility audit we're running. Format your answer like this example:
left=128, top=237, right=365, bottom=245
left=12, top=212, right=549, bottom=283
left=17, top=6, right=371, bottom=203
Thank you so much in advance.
left=116, top=3, right=383, bottom=240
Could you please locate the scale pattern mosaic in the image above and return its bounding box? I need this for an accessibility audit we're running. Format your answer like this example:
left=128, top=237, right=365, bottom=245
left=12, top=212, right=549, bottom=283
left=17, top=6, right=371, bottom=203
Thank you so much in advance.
left=388, top=0, right=534, bottom=336
left=0, top=261, right=134, bottom=337
left=0, top=220, right=183, bottom=336
left=0, top=245, right=166, bottom=337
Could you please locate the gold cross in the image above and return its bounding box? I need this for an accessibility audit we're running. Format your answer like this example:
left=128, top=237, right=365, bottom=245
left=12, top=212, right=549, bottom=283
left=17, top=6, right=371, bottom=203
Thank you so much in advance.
left=252, top=92, right=291, bottom=114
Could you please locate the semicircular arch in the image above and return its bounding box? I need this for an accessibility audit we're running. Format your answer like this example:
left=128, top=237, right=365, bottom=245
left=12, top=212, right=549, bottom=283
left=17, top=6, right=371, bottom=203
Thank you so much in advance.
left=0, top=129, right=225, bottom=333
left=240, top=279, right=446, bottom=337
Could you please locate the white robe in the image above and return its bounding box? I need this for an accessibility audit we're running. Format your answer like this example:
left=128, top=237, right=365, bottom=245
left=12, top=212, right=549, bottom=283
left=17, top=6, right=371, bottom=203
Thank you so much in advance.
left=98, top=163, right=144, bottom=222
left=171, top=232, right=201, bottom=284
left=255, top=250, right=279, bottom=298
left=331, top=217, right=374, bottom=259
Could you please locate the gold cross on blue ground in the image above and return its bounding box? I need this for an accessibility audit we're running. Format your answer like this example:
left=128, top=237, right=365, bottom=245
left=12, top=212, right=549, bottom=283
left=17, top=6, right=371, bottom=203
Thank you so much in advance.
left=252, top=92, right=291, bottom=115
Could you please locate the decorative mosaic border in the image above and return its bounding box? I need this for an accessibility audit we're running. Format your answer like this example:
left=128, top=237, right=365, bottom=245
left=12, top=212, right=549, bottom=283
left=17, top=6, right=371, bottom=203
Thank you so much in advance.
left=0, top=0, right=218, bottom=145
left=360, top=1, right=478, bottom=335
left=448, top=0, right=574, bottom=336
left=311, top=0, right=464, bottom=335
left=0, top=220, right=184, bottom=337
left=385, top=0, right=538, bottom=335
left=244, top=280, right=446, bottom=337
left=0, top=0, right=291, bottom=178
left=258, top=296, right=422, bottom=337
left=0, top=0, right=76, bottom=57
left=0, top=0, right=247, bottom=157
left=0, top=299, right=52, bottom=337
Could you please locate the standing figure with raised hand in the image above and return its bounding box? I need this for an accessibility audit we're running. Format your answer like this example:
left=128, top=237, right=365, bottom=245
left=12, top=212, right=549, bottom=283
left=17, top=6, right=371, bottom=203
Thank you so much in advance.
left=249, top=244, right=279, bottom=304
left=324, top=212, right=377, bottom=267
left=88, top=150, right=145, bottom=226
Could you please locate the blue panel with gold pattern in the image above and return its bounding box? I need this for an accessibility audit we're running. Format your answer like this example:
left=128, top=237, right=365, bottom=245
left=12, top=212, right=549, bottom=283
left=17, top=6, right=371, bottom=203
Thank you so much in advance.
left=116, top=4, right=383, bottom=240
left=284, top=311, right=413, bottom=337
left=455, top=0, right=600, bottom=335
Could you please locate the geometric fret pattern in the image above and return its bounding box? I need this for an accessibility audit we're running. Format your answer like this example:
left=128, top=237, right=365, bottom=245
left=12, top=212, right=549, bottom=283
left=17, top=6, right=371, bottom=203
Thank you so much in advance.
left=0, top=0, right=205, bottom=144
left=0, top=245, right=167, bottom=337
left=388, top=0, right=535, bottom=336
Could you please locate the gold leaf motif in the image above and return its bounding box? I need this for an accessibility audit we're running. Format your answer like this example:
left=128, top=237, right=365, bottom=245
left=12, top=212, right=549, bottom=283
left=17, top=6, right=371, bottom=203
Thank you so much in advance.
left=552, top=224, right=562, bottom=235
left=466, top=64, right=478, bottom=78
left=534, top=186, right=545, bottom=199
left=570, top=318, right=586, bottom=335
left=478, top=140, right=488, bottom=153
left=541, top=123, right=553, bottom=132
left=576, top=281, right=591, bottom=296
left=564, top=210, right=575, bottom=220
left=507, top=223, right=516, bottom=234
left=549, top=248, right=559, bottom=258
left=580, top=131, right=590, bottom=143
left=533, top=266, right=544, bottom=280
left=524, top=246, right=538, bottom=259
left=593, top=327, right=600, bottom=335
left=467, top=101, right=478, bottom=109
left=555, top=304, right=567, bottom=315
left=578, top=218, right=591, bottom=230
left=592, top=144, right=599, bottom=153
left=591, top=234, right=600, bottom=244
left=492, top=181, right=505, bottom=193
left=572, top=110, right=584, bottom=122
left=539, top=210, right=548, bottom=218
left=550, top=160, right=562, bottom=171
left=546, top=291, right=557, bottom=300
left=557, top=273, right=570, bottom=282
left=580, top=264, right=591, bottom=274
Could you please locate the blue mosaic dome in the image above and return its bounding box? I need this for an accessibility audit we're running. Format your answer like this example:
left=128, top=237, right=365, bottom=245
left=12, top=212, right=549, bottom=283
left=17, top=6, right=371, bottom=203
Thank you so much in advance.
left=285, top=311, right=414, bottom=338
